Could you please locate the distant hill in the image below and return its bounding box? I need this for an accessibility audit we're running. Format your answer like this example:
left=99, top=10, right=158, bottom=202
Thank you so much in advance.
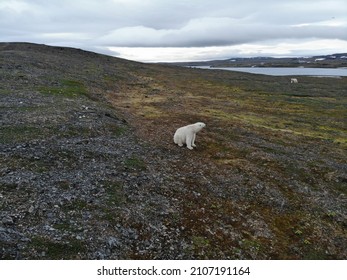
left=172, top=53, right=347, bottom=68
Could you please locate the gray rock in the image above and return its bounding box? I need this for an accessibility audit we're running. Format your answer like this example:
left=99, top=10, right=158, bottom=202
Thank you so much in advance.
left=2, top=216, right=14, bottom=225
left=107, top=237, right=121, bottom=249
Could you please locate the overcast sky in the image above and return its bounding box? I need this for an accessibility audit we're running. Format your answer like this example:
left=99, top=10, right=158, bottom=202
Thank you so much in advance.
left=1, top=0, right=347, bottom=62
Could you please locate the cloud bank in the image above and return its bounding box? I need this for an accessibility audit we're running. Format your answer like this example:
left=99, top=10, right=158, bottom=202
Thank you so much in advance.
left=1, top=0, right=346, bottom=61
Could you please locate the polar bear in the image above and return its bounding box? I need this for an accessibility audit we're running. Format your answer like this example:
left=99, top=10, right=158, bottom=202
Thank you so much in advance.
left=290, top=78, right=298, bottom=83
left=173, top=122, right=206, bottom=150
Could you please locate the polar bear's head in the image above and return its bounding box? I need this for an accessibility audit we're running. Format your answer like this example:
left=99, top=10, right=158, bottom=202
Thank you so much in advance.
left=193, top=122, right=206, bottom=132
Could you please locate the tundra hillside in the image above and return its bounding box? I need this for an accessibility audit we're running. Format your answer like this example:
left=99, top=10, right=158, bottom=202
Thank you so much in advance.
left=0, top=43, right=346, bottom=259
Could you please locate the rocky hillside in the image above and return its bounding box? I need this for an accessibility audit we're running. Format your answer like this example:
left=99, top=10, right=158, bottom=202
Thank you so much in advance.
left=1, top=43, right=346, bottom=259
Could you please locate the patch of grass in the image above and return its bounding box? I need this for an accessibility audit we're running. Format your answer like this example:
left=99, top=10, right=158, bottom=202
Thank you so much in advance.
left=29, top=236, right=86, bottom=259
left=104, top=181, right=125, bottom=206
left=303, top=250, right=328, bottom=260
left=192, top=236, right=210, bottom=247
left=39, top=79, right=87, bottom=98
left=53, top=221, right=84, bottom=233
left=72, top=200, right=89, bottom=210
left=0, top=125, right=45, bottom=143
left=240, top=238, right=262, bottom=253
left=0, top=89, right=11, bottom=95
left=53, top=222, right=74, bottom=232
left=190, top=235, right=210, bottom=256
left=0, top=182, right=18, bottom=192
left=61, top=199, right=91, bottom=212
left=58, top=125, right=95, bottom=138
left=57, top=180, right=71, bottom=190
left=103, top=74, right=128, bottom=85
left=124, top=156, right=146, bottom=170
left=99, top=181, right=126, bottom=225
left=333, top=181, right=347, bottom=195
left=107, top=123, right=128, bottom=137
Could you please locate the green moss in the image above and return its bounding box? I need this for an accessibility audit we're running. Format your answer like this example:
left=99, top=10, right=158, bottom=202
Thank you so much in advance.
left=29, top=236, right=86, bottom=259
left=61, top=199, right=90, bottom=213
left=333, top=182, right=347, bottom=195
left=39, top=79, right=87, bottom=98
left=303, top=250, right=328, bottom=260
left=191, top=235, right=210, bottom=255
left=0, top=89, right=11, bottom=95
left=124, top=156, right=146, bottom=170
left=104, top=181, right=125, bottom=206
left=53, top=222, right=74, bottom=232
left=0, top=182, right=18, bottom=192
left=57, top=180, right=71, bottom=190
left=108, top=123, right=127, bottom=137
left=240, top=238, right=262, bottom=252
left=0, top=126, right=45, bottom=143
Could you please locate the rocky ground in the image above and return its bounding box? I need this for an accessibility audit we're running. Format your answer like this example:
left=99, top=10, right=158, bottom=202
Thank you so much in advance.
left=0, top=43, right=346, bottom=259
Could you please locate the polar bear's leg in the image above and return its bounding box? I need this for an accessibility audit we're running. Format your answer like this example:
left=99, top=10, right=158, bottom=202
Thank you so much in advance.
left=192, top=133, right=196, bottom=147
left=186, top=133, right=194, bottom=150
left=177, top=135, right=184, bottom=147
left=174, top=130, right=184, bottom=146
left=179, top=134, right=185, bottom=147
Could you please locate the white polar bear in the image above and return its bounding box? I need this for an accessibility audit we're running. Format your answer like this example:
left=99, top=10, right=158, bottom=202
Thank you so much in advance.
left=173, top=122, right=206, bottom=150
left=291, top=78, right=298, bottom=83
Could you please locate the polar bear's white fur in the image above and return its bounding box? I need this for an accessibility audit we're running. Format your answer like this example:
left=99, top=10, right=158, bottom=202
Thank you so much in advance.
left=291, top=78, right=298, bottom=83
left=173, top=122, right=206, bottom=150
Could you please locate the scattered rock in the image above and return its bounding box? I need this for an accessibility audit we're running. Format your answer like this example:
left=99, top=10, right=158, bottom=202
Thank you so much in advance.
left=2, top=216, right=14, bottom=226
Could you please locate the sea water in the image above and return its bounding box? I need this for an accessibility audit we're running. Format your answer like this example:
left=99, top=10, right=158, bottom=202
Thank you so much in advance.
left=193, top=66, right=347, bottom=77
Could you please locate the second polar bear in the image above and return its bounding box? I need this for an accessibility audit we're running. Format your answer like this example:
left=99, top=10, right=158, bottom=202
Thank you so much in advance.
left=173, top=122, right=206, bottom=150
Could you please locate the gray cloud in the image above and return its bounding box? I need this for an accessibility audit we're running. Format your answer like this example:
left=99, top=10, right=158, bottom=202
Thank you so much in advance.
left=97, top=17, right=347, bottom=47
left=1, top=0, right=346, bottom=61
